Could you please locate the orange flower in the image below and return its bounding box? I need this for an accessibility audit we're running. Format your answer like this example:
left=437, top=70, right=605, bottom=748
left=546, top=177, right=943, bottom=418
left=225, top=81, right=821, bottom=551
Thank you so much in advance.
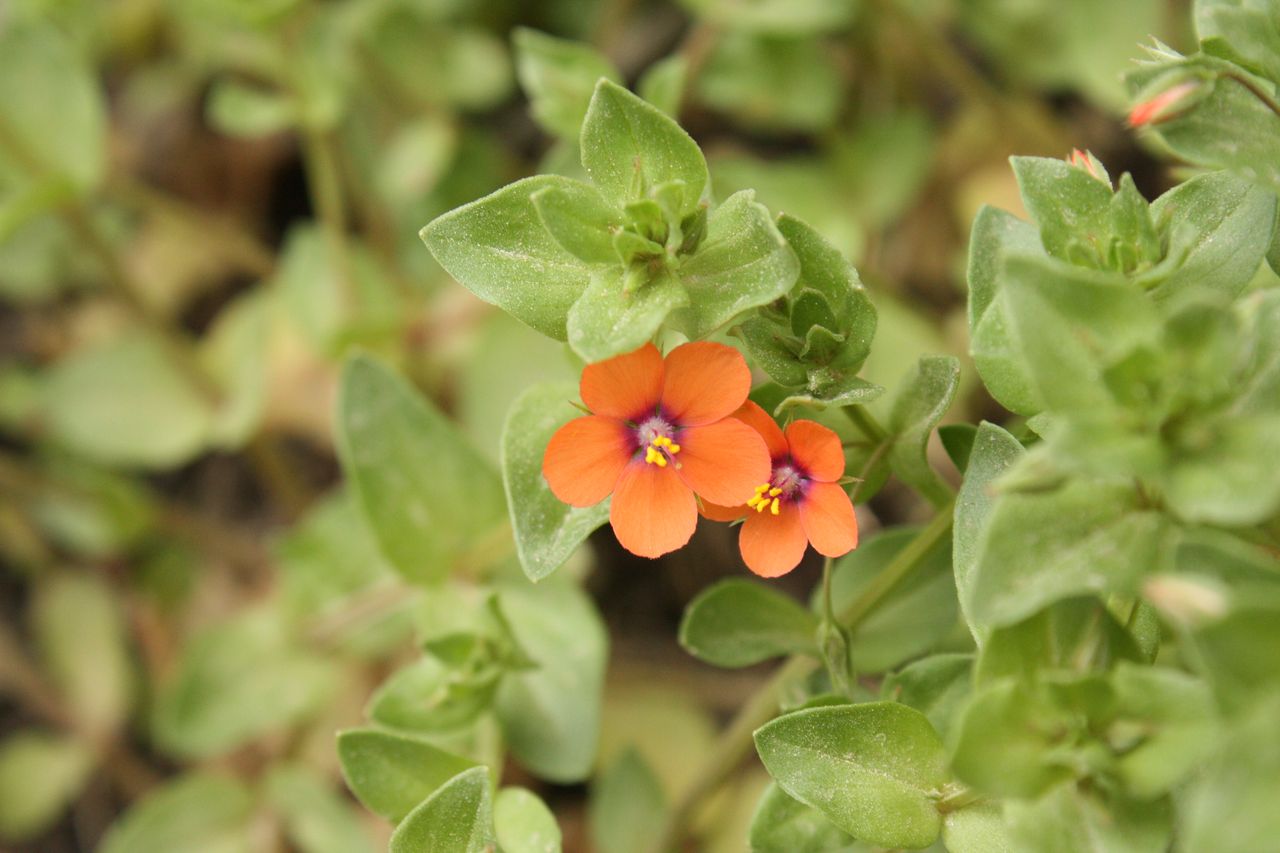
left=542, top=342, right=771, bottom=559
left=1127, top=81, right=1202, bottom=127
left=703, top=401, right=858, bottom=577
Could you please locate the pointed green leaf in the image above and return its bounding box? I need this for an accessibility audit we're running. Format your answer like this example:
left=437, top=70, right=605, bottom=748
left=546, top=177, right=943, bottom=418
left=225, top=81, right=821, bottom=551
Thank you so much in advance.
left=580, top=79, right=708, bottom=213
left=748, top=783, right=861, bottom=853
left=0, top=731, right=94, bottom=842
left=566, top=268, right=689, bottom=363
left=514, top=28, right=621, bottom=140
left=495, top=787, right=562, bottom=853
left=389, top=767, right=495, bottom=853
left=99, top=773, right=255, bottom=853
left=337, top=355, right=505, bottom=583
left=337, top=729, right=478, bottom=823
left=679, top=579, right=818, bottom=668
left=422, top=176, right=594, bottom=339
left=589, top=749, right=666, bottom=853
left=754, top=703, right=949, bottom=849
left=674, top=190, right=800, bottom=339
left=501, top=383, right=610, bottom=582
left=531, top=179, right=624, bottom=264
left=886, top=355, right=959, bottom=505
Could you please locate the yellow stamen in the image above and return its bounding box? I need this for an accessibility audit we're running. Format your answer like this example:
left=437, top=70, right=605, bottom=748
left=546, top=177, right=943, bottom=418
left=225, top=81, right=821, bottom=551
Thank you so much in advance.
left=644, top=435, right=681, bottom=468
left=770, top=498, right=780, bottom=515
left=769, top=487, right=782, bottom=497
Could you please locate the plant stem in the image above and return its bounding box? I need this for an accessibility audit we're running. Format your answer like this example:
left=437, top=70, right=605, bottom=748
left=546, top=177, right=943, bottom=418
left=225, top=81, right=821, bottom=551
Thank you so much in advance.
left=647, top=504, right=955, bottom=853
left=299, top=124, right=357, bottom=314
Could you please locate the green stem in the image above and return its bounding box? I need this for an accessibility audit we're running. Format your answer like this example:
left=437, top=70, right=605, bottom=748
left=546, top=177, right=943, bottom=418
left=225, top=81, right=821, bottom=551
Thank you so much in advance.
left=647, top=505, right=955, bottom=853
left=299, top=124, right=357, bottom=314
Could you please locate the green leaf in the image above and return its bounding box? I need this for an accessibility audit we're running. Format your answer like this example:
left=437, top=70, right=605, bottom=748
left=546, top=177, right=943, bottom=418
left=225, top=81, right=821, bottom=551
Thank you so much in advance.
left=530, top=179, right=624, bottom=265
left=495, top=580, right=608, bottom=782
left=1129, top=59, right=1280, bottom=191
left=566, top=268, right=689, bottom=363
left=514, top=28, right=621, bottom=140
left=580, top=79, right=708, bottom=213
left=495, top=787, right=562, bottom=853
left=0, top=21, right=105, bottom=191
left=637, top=56, right=688, bottom=117
left=31, top=573, right=133, bottom=734
left=673, top=190, right=800, bottom=339
left=42, top=332, right=213, bottom=469
left=679, top=579, right=818, bottom=668
left=501, top=383, right=610, bottom=582
left=206, top=80, right=296, bottom=137
left=950, top=680, right=1074, bottom=798
left=748, top=783, right=861, bottom=853
left=0, top=731, right=94, bottom=842
left=881, top=654, right=973, bottom=741
left=966, top=205, right=1045, bottom=416
left=697, top=32, right=845, bottom=133
left=151, top=610, right=337, bottom=758
left=942, top=801, right=1013, bottom=853
left=421, top=175, right=594, bottom=339
left=753, top=702, right=949, bottom=849
left=367, top=655, right=497, bottom=733
left=1109, top=663, right=1216, bottom=798
left=1006, top=783, right=1171, bottom=853
left=777, top=213, right=876, bottom=369
left=827, top=527, right=957, bottom=673
left=967, top=480, right=1165, bottom=630
left=1146, top=170, right=1277, bottom=301
left=938, top=423, right=977, bottom=473
left=1010, top=156, right=1114, bottom=266
left=390, top=767, right=495, bottom=853
left=99, top=773, right=255, bottom=853
left=265, top=765, right=376, bottom=853
left=774, top=375, right=884, bottom=416
left=336, top=728, right=478, bottom=823
left=1001, top=252, right=1161, bottom=411
left=589, top=749, right=666, bottom=853
left=953, top=422, right=1024, bottom=637
left=1183, top=693, right=1280, bottom=852
left=337, top=355, right=506, bottom=584
left=887, top=356, right=960, bottom=504
left=201, top=290, right=271, bottom=449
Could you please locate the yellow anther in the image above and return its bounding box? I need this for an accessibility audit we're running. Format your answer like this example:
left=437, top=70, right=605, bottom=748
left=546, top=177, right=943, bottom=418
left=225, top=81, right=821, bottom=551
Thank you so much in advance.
left=770, top=498, right=780, bottom=515
left=769, top=487, right=782, bottom=497
left=668, top=443, right=680, bottom=453
left=754, top=484, right=770, bottom=494
left=644, top=446, right=668, bottom=467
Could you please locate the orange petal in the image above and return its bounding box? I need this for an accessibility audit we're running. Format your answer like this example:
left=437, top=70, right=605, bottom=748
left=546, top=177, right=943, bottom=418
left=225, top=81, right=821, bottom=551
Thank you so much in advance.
left=739, top=503, right=808, bottom=578
left=700, top=500, right=747, bottom=522
left=581, top=343, right=664, bottom=420
left=730, top=400, right=787, bottom=459
left=676, top=419, right=770, bottom=507
left=542, top=415, right=634, bottom=507
left=799, top=482, right=859, bottom=558
left=610, top=461, right=697, bottom=558
left=660, top=342, right=751, bottom=427
left=784, top=419, right=846, bottom=482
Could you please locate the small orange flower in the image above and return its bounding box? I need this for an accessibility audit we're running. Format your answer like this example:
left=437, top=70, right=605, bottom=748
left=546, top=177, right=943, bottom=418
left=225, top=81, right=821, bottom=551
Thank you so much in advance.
left=542, top=342, right=771, bottom=559
left=703, top=401, right=859, bottom=577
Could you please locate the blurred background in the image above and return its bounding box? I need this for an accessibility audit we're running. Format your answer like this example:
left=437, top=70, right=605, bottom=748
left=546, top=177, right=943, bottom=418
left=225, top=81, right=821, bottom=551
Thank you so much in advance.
left=0, top=0, right=1189, bottom=850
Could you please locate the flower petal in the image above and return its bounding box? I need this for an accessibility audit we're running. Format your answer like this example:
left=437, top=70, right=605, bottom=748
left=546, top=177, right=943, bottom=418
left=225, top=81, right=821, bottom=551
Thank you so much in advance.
left=660, top=342, right=752, bottom=427
left=542, top=415, right=634, bottom=507
left=700, top=500, right=746, bottom=522
left=739, top=502, right=808, bottom=578
left=730, top=400, right=788, bottom=459
left=799, top=482, right=859, bottom=558
left=676, top=419, right=770, bottom=507
left=784, top=419, right=846, bottom=482
left=610, top=461, right=697, bottom=558
left=581, top=343, right=664, bottom=420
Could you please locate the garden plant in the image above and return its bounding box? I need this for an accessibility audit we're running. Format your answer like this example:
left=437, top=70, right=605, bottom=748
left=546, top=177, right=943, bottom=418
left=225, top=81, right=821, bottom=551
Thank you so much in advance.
left=1, top=0, right=1279, bottom=851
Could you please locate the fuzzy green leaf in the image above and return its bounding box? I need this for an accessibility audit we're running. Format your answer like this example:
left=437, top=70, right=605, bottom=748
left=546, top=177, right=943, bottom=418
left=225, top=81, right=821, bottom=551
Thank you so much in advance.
left=389, top=767, right=495, bottom=853
left=679, top=579, right=819, bottom=667
left=514, top=28, right=621, bottom=139
left=336, top=729, right=478, bottom=823
left=566, top=268, right=689, bottom=363
left=421, top=176, right=594, bottom=339
left=754, top=703, right=949, bottom=849
left=337, top=355, right=506, bottom=584
left=494, top=787, right=562, bottom=853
